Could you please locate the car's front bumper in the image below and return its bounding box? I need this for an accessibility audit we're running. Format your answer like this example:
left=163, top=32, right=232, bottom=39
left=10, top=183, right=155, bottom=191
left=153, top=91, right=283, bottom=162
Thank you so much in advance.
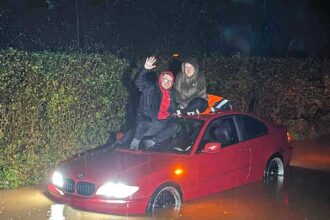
left=47, top=184, right=149, bottom=215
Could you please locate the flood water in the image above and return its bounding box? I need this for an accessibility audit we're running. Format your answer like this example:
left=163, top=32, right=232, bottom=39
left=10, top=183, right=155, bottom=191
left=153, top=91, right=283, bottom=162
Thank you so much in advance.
left=1, top=135, right=329, bottom=220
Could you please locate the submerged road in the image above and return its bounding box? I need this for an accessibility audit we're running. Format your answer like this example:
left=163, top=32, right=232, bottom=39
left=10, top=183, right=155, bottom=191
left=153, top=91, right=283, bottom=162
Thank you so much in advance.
left=0, top=135, right=329, bottom=220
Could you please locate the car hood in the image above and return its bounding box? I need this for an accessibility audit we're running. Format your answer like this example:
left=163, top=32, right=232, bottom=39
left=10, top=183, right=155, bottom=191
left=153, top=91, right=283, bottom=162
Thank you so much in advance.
left=59, top=148, right=183, bottom=185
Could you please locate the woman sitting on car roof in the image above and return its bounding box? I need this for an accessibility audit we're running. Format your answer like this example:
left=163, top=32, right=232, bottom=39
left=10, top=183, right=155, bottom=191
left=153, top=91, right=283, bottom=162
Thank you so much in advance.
left=174, top=58, right=209, bottom=115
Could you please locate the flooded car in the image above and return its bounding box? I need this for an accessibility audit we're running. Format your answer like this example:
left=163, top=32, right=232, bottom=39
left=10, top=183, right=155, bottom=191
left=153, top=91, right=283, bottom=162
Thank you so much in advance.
left=46, top=110, right=292, bottom=215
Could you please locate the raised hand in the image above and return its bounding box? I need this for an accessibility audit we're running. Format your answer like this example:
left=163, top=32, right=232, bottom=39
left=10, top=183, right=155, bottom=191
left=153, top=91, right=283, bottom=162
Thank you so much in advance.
left=144, top=56, right=157, bottom=70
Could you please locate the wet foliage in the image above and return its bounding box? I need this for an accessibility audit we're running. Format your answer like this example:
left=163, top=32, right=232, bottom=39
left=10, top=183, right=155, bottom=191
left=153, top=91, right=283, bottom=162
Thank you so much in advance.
left=0, top=49, right=329, bottom=189
left=204, top=55, right=330, bottom=140
left=0, top=49, right=129, bottom=189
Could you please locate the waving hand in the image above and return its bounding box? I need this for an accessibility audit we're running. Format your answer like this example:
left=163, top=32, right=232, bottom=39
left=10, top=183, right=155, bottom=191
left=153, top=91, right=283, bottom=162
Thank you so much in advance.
left=144, top=56, right=157, bottom=70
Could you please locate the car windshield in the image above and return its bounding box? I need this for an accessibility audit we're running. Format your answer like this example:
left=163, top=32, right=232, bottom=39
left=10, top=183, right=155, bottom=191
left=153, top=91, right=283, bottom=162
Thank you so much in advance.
left=115, top=118, right=204, bottom=154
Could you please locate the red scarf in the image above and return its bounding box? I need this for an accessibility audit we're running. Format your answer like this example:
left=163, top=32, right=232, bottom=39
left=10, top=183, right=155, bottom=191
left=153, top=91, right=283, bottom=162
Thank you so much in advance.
left=157, top=71, right=174, bottom=120
left=158, top=88, right=171, bottom=120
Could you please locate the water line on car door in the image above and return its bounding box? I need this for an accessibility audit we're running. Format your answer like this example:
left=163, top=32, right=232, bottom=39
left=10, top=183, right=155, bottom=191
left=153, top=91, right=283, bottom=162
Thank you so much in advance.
left=247, top=147, right=252, bottom=180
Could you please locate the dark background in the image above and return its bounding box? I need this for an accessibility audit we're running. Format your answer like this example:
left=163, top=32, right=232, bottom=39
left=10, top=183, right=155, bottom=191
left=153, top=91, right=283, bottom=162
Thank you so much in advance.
left=1, top=0, right=330, bottom=58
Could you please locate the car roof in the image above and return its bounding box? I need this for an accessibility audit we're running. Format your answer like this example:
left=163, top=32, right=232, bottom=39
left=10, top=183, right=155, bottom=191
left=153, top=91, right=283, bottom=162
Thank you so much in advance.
left=182, top=110, right=278, bottom=133
left=180, top=110, right=252, bottom=122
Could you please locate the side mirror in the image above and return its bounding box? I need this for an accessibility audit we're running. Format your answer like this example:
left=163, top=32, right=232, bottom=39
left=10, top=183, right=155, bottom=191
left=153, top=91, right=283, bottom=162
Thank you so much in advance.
left=201, top=142, right=221, bottom=153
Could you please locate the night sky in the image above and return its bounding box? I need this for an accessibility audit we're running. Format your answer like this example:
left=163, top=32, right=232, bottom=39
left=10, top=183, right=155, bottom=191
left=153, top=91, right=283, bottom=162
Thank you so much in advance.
left=1, top=0, right=330, bottom=57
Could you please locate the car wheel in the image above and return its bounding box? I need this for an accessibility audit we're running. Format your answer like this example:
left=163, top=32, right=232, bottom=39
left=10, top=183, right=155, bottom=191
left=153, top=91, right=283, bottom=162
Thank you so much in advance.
left=264, top=156, right=285, bottom=194
left=146, top=185, right=182, bottom=214
left=264, top=156, right=284, bottom=177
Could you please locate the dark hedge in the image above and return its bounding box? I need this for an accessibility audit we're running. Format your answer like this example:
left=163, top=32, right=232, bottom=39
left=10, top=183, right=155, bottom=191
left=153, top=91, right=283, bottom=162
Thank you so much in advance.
left=0, top=49, right=329, bottom=189
left=0, top=49, right=130, bottom=189
left=203, top=55, right=330, bottom=140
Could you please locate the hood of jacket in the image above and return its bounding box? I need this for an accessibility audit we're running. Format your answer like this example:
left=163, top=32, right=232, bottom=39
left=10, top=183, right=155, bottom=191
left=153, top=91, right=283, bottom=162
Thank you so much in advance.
left=181, top=58, right=199, bottom=81
left=174, top=58, right=207, bottom=108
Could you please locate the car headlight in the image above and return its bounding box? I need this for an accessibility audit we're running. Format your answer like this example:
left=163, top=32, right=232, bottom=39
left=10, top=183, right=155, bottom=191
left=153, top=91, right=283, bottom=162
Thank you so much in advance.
left=96, top=182, right=139, bottom=198
left=52, top=171, right=64, bottom=188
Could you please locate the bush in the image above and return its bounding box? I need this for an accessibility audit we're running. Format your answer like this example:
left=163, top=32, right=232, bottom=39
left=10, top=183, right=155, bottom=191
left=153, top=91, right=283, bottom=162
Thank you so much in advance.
left=203, top=55, right=330, bottom=140
left=1, top=50, right=329, bottom=189
left=0, top=49, right=130, bottom=189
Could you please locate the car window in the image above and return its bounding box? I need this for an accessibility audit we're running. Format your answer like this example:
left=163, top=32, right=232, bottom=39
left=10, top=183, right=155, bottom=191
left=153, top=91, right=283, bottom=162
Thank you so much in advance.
left=113, top=118, right=204, bottom=154
left=237, top=115, right=268, bottom=141
left=143, top=118, right=204, bottom=154
left=198, top=117, right=238, bottom=152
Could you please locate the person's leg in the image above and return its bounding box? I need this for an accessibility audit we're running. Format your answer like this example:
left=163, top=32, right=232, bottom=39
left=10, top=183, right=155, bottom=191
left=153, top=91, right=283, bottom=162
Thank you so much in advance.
left=143, top=120, right=166, bottom=136
left=142, top=120, right=167, bottom=148
left=181, top=97, right=208, bottom=114
left=152, top=120, right=179, bottom=143
left=130, top=116, right=151, bottom=149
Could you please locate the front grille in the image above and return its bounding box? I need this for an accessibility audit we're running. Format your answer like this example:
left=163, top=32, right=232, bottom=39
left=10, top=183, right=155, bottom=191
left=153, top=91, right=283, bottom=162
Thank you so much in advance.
left=77, top=182, right=95, bottom=196
left=63, top=178, right=75, bottom=193
left=60, top=178, right=95, bottom=196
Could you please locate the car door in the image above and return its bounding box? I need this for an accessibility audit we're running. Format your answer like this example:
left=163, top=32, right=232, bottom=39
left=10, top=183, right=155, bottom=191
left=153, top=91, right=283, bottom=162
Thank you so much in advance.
left=194, top=116, right=251, bottom=196
left=235, top=115, right=269, bottom=182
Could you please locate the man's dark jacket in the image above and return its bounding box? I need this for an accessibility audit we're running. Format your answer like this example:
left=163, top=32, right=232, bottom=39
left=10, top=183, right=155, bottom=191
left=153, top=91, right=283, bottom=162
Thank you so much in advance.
left=135, top=68, right=176, bottom=120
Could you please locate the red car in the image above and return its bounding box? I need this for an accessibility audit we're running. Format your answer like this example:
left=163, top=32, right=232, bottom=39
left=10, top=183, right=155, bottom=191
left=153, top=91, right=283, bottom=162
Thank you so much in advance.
left=47, top=110, right=292, bottom=215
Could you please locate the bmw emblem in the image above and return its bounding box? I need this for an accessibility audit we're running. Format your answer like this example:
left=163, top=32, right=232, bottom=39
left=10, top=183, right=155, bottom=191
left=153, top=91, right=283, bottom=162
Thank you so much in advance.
left=77, top=173, right=84, bottom=179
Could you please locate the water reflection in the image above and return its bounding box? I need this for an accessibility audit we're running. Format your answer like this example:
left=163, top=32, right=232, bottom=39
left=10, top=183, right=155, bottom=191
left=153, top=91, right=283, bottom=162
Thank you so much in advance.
left=0, top=135, right=329, bottom=219
left=175, top=167, right=329, bottom=220
left=263, top=175, right=284, bottom=195
left=48, top=204, right=65, bottom=220
left=0, top=167, right=329, bottom=220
